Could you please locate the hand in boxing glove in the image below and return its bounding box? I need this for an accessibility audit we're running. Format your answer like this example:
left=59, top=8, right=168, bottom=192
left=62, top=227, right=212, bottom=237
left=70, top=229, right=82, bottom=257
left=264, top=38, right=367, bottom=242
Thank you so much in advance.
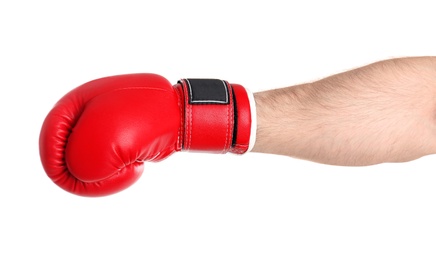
left=39, top=74, right=256, bottom=197
left=40, top=56, right=436, bottom=197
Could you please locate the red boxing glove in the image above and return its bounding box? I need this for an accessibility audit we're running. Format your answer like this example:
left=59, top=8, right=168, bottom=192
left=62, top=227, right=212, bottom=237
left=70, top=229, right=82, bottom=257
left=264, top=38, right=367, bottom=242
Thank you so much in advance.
left=39, top=74, right=256, bottom=197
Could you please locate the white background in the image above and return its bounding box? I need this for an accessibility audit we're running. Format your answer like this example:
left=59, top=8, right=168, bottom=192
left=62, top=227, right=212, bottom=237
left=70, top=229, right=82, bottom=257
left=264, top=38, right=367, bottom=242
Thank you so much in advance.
left=1, top=1, right=436, bottom=259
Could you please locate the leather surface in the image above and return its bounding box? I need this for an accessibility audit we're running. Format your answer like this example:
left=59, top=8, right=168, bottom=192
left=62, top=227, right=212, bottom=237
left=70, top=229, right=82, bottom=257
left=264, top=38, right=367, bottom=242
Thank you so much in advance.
left=39, top=74, right=180, bottom=196
left=175, top=79, right=234, bottom=153
left=230, top=84, right=251, bottom=154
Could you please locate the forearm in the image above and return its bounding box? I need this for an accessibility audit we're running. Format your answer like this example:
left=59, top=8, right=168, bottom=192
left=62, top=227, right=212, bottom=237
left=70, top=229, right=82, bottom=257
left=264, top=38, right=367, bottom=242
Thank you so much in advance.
left=251, top=56, right=436, bottom=166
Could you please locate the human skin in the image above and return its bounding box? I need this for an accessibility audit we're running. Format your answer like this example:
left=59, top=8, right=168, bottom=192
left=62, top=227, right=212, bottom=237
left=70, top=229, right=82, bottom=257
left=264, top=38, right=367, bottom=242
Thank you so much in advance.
left=252, top=56, right=436, bottom=166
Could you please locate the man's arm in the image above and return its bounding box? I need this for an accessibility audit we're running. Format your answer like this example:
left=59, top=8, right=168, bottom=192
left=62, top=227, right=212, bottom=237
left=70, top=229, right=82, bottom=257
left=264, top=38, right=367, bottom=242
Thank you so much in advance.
left=251, top=56, right=436, bottom=166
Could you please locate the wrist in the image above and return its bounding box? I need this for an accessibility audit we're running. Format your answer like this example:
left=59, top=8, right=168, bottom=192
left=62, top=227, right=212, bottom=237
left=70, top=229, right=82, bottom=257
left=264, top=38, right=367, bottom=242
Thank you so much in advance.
left=251, top=84, right=313, bottom=158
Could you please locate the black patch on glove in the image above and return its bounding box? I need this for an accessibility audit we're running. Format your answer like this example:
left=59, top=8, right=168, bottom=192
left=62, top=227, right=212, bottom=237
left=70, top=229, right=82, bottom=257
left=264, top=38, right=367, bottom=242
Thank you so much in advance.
left=185, top=79, right=229, bottom=104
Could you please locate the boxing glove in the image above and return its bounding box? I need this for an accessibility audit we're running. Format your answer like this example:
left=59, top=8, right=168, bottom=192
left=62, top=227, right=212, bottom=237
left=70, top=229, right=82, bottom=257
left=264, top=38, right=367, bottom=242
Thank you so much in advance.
left=39, top=73, right=256, bottom=197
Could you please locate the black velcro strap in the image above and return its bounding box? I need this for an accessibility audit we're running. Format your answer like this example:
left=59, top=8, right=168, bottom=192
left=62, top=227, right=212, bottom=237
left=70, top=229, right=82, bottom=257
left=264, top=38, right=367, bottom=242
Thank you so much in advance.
left=184, top=79, right=229, bottom=104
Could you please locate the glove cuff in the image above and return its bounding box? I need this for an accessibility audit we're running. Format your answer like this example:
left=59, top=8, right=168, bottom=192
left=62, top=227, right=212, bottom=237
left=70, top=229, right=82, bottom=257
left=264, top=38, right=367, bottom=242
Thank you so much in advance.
left=174, top=78, right=253, bottom=154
